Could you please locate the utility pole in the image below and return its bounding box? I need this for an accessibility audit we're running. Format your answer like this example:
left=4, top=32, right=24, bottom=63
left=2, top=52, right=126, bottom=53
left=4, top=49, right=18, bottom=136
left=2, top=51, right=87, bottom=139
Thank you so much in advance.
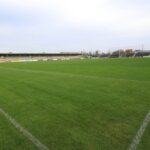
left=142, top=44, right=144, bottom=57
left=142, top=44, right=144, bottom=51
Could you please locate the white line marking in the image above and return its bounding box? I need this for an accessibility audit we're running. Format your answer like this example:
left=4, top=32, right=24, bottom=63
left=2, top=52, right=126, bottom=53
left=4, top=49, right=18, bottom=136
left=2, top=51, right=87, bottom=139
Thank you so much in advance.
left=129, top=110, right=150, bottom=150
left=0, top=108, right=49, bottom=150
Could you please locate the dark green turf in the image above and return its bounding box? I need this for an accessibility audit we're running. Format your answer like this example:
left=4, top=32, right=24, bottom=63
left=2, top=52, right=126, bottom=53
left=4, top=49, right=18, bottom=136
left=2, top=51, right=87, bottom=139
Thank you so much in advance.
left=0, top=58, right=150, bottom=150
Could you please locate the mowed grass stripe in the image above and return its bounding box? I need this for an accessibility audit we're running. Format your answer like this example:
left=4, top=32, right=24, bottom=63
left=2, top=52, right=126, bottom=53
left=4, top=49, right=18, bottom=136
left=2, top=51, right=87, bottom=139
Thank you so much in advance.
left=0, top=66, right=150, bottom=84
left=0, top=108, right=49, bottom=150
left=1, top=58, right=150, bottom=82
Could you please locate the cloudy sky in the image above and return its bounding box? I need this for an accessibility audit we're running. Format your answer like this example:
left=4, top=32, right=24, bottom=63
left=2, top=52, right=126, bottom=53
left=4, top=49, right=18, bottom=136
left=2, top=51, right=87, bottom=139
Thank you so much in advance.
left=0, top=0, right=150, bottom=53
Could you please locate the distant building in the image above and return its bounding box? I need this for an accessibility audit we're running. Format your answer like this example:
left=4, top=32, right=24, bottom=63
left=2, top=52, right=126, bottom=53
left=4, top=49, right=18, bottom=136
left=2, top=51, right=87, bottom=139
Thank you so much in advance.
left=134, top=50, right=150, bottom=57
left=0, top=52, right=81, bottom=58
left=0, top=52, right=82, bottom=62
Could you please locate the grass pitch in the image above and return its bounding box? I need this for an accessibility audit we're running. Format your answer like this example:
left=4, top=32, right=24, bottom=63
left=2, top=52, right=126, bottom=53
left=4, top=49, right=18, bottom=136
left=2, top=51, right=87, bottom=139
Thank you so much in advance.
left=0, top=58, right=150, bottom=150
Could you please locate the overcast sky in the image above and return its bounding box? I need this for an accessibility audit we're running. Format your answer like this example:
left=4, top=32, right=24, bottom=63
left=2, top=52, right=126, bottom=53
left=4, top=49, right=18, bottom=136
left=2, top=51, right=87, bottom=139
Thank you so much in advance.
left=0, top=0, right=150, bottom=53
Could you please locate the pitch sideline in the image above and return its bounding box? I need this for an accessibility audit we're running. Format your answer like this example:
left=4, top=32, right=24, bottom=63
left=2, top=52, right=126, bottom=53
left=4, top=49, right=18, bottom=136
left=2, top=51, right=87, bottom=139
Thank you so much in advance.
left=0, top=108, right=49, bottom=150
left=128, top=110, right=150, bottom=150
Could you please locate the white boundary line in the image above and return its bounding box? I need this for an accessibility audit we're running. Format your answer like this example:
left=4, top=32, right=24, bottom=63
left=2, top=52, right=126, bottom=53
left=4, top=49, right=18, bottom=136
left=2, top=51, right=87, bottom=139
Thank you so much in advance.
left=0, top=107, right=150, bottom=150
left=0, top=108, right=49, bottom=150
left=128, top=110, right=150, bottom=150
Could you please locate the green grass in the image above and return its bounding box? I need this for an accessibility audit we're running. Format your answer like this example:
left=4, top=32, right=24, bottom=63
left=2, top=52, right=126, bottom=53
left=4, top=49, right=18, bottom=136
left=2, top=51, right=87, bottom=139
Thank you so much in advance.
left=0, top=58, right=150, bottom=150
